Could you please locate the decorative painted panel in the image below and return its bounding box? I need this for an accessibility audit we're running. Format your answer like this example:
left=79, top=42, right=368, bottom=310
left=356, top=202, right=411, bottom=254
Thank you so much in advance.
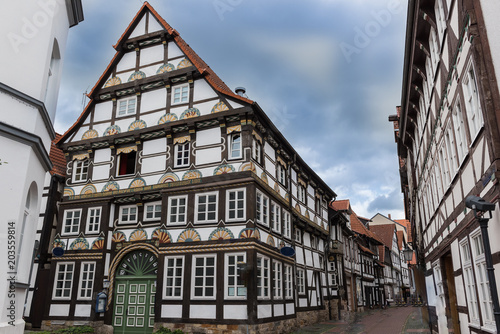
left=177, top=228, right=201, bottom=242
left=209, top=227, right=234, bottom=241
left=158, top=113, right=178, bottom=124
left=211, top=101, right=229, bottom=113
left=82, top=129, right=99, bottom=140
left=128, top=119, right=147, bottom=131
left=156, top=63, right=175, bottom=74
left=103, top=125, right=121, bottom=136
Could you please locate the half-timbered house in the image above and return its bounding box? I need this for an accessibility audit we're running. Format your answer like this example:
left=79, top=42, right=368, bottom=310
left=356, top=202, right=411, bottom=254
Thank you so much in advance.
left=35, top=3, right=336, bottom=333
left=392, top=0, right=500, bottom=332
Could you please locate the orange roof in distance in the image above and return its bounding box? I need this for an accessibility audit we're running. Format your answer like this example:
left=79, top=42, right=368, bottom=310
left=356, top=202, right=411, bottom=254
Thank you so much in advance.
left=49, top=134, right=66, bottom=177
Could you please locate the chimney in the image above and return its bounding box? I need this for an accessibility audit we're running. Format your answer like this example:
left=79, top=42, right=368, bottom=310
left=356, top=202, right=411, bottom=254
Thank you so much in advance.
left=235, top=87, right=247, bottom=97
left=388, top=214, right=392, bottom=220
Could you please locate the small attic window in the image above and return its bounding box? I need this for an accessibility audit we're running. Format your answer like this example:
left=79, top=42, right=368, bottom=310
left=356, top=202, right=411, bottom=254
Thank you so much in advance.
left=172, top=84, right=189, bottom=105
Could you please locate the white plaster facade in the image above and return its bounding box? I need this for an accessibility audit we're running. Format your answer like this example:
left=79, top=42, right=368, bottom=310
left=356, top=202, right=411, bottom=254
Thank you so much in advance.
left=0, top=1, right=83, bottom=333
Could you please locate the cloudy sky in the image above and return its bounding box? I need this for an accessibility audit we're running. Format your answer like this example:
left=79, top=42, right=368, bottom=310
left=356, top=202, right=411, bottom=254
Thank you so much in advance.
left=55, top=0, right=408, bottom=219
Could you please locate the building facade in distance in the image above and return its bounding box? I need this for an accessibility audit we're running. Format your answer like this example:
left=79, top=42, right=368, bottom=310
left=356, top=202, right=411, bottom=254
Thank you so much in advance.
left=36, top=3, right=336, bottom=333
left=392, top=0, right=500, bottom=332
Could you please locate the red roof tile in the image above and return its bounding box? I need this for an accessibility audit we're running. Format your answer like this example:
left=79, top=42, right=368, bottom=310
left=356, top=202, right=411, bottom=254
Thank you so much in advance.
left=395, top=219, right=412, bottom=243
left=369, top=224, right=396, bottom=249
left=396, top=230, right=404, bottom=250
left=329, top=199, right=350, bottom=211
left=49, top=134, right=66, bottom=177
left=350, top=212, right=383, bottom=245
left=358, top=244, right=375, bottom=256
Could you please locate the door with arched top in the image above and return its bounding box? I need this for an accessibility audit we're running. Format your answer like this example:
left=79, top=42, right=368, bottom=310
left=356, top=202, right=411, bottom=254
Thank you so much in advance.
left=113, top=250, right=157, bottom=334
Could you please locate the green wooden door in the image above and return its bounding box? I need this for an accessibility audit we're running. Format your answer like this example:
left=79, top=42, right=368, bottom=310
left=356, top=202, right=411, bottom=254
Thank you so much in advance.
left=113, top=251, right=158, bottom=334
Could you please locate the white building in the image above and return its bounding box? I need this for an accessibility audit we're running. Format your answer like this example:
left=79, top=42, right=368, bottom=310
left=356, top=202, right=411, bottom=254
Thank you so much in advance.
left=0, top=1, right=83, bottom=333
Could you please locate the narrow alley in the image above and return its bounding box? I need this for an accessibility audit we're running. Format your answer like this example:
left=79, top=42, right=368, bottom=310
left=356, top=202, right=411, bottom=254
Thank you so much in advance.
left=295, top=306, right=430, bottom=334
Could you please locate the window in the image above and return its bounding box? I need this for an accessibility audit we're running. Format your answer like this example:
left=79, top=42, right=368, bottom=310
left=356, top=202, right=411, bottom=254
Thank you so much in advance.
left=273, top=261, right=283, bottom=299
left=435, top=0, right=446, bottom=41
left=195, top=192, right=218, bottom=223
left=164, top=256, right=184, bottom=299
left=429, top=29, right=440, bottom=72
left=252, top=139, right=262, bottom=164
left=53, top=262, right=74, bottom=299
left=229, top=133, right=242, bottom=159
left=256, top=190, right=269, bottom=226
left=277, top=163, right=287, bottom=186
left=433, top=263, right=445, bottom=309
left=226, top=189, right=245, bottom=221
left=461, top=240, right=479, bottom=323
left=78, top=262, right=95, bottom=300
left=144, top=202, right=161, bottom=221
left=62, top=209, right=81, bottom=235
left=172, top=84, right=189, bottom=104
left=73, top=159, right=89, bottom=182
left=295, top=228, right=302, bottom=244
left=453, top=101, right=468, bottom=163
left=86, top=207, right=101, bottom=234
left=117, top=97, right=136, bottom=116
left=284, top=265, right=293, bottom=299
left=192, top=255, right=216, bottom=299
left=444, top=125, right=457, bottom=176
left=298, top=184, right=306, bottom=203
left=297, top=268, right=305, bottom=294
left=257, top=255, right=270, bottom=298
left=174, top=142, right=190, bottom=168
left=167, top=195, right=187, bottom=225
left=117, top=150, right=136, bottom=176
left=119, top=205, right=137, bottom=224
left=311, top=235, right=317, bottom=249
left=225, top=253, right=247, bottom=298
left=270, top=202, right=281, bottom=233
left=463, top=64, right=483, bottom=139
left=472, top=232, right=494, bottom=326
left=283, top=211, right=291, bottom=239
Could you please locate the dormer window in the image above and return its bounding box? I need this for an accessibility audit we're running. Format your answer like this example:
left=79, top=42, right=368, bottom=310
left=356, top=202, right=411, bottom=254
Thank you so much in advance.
left=172, top=84, right=189, bottom=105
left=118, top=97, right=136, bottom=116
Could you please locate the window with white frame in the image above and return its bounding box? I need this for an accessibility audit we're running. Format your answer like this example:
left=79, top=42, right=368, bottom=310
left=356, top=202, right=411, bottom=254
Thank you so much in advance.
left=53, top=262, right=74, bottom=299
left=257, top=255, right=270, bottom=298
left=471, top=231, right=494, bottom=326
left=252, top=138, right=262, bottom=164
left=117, top=97, right=136, bottom=116
left=86, top=207, right=101, bottom=234
left=167, top=195, right=187, bottom=225
left=460, top=239, right=479, bottom=323
left=453, top=101, right=468, bottom=163
left=62, top=209, right=81, bottom=235
left=298, top=184, right=306, bottom=203
left=277, top=163, right=287, bottom=186
left=119, top=205, right=137, bottom=224
left=228, top=133, right=242, bottom=159
left=435, top=0, right=446, bottom=41
left=78, top=262, right=95, bottom=300
left=195, top=192, right=218, bottom=223
left=273, top=261, right=283, bottom=299
left=283, top=211, right=291, bottom=239
left=144, top=202, right=161, bottom=221
left=172, top=84, right=189, bottom=105
left=256, top=190, right=269, bottom=226
left=429, top=29, right=440, bottom=72
left=463, top=64, right=484, bottom=139
left=433, top=263, right=445, bottom=309
left=270, top=201, right=281, bottom=233
left=174, top=142, right=190, bottom=167
left=192, top=255, right=216, bottom=299
left=73, top=159, right=89, bottom=183
left=329, top=262, right=338, bottom=286
left=284, top=265, right=293, bottom=299
left=116, top=150, right=136, bottom=176
left=164, top=256, right=184, bottom=298
left=226, top=188, right=245, bottom=221
left=295, top=228, right=302, bottom=244
left=297, top=268, right=305, bottom=294
left=225, top=253, right=247, bottom=298
left=444, top=125, right=457, bottom=176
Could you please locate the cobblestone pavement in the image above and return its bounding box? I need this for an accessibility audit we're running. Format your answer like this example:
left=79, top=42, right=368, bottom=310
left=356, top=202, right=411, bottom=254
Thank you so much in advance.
left=293, top=306, right=430, bottom=334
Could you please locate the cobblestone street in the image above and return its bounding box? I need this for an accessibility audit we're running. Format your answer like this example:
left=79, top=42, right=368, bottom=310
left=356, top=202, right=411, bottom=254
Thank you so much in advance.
left=294, top=306, right=430, bottom=334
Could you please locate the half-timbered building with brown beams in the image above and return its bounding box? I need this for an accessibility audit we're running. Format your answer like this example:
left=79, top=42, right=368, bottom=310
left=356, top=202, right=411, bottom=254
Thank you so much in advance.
left=391, top=0, right=500, bottom=332
left=34, top=3, right=336, bottom=333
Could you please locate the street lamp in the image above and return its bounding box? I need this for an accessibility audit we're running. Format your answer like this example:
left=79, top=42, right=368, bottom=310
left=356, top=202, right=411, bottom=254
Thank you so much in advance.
left=465, top=195, right=499, bottom=333
left=403, top=247, right=413, bottom=263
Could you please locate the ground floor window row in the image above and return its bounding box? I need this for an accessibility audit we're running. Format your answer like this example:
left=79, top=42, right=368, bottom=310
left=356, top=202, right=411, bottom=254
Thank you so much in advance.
left=50, top=252, right=326, bottom=304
